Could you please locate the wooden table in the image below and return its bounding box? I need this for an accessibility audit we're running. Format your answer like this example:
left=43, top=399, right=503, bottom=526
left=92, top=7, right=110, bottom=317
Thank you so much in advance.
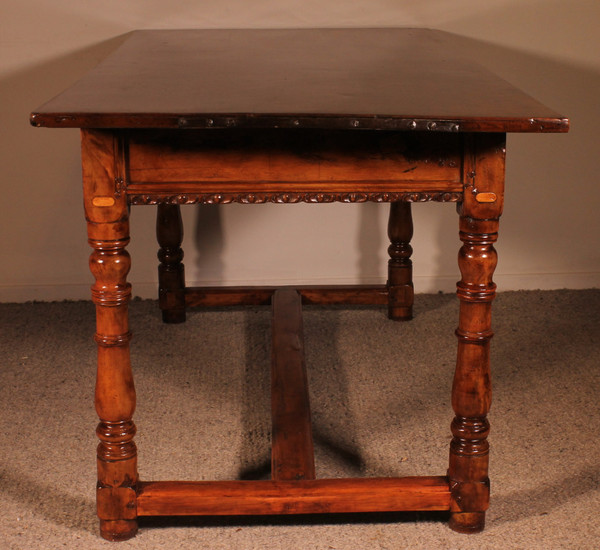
left=31, top=28, right=568, bottom=541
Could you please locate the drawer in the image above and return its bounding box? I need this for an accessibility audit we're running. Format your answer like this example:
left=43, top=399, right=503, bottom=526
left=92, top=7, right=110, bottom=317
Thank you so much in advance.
left=124, top=129, right=464, bottom=203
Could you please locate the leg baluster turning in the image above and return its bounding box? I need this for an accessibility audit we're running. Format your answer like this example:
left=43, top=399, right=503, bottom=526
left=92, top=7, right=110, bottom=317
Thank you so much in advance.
left=448, top=217, right=497, bottom=532
left=90, top=237, right=138, bottom=541
left=387, top=201, right=414, bottom=320
left=82, top=129, right=139, bottom=541
left=157, top=203, right=186, bottom=323
left=449, top=133, right=505, bottom=533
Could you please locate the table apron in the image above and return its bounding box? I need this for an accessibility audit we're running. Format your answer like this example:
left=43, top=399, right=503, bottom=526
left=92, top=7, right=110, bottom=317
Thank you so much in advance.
left=121, top=129, right=465, bottom=204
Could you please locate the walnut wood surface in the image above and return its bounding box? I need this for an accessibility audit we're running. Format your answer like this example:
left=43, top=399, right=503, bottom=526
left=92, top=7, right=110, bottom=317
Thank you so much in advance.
left=184, top=285, right=389, bottom=308
left=31, top=29, right=568, bottom=132
left=271, top=290, right=315, bottom=481
left=124, top=129, right=463, bottom=205
left=76, top=126, right=514, bottom=540
left=448, top=133, right=505, bottom=533
left=387, top=202, right=414, bottom=320
left=126, top=130, right=462, bottom=189
left=43, top=26, right=568, bottom=536
left=82, top=129, right=139, bottom=541
left=156, top=204, right=186, bottom=323
left=136, top=477, right=451, bottom=516
left=131, top=191, right=463, bottom=206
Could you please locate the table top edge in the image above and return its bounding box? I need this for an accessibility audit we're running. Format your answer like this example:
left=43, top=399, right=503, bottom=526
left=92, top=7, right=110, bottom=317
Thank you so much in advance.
left=29, top=112, right=569, bottom=133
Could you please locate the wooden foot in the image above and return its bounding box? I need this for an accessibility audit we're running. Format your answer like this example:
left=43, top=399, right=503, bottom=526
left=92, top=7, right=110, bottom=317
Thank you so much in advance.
left=100, top=519, right=138, bottom=541
left=157, top=203, right=186, bottom=323
left=387, top=201, right=414, bottom=320
left=449, top=511, right=485, bottom=533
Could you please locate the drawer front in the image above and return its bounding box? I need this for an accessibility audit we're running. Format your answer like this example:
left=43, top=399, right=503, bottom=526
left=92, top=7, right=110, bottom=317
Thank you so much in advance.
left=124, top=129, right=464, bottom=204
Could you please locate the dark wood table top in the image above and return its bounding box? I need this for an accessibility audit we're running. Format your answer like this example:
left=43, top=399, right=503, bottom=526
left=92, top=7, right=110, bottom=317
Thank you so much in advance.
left=31, top=28, right=568, bottom=133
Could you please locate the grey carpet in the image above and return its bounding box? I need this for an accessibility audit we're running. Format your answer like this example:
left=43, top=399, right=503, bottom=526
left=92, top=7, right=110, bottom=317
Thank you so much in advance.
left=1, top=289, right=599, bottom=549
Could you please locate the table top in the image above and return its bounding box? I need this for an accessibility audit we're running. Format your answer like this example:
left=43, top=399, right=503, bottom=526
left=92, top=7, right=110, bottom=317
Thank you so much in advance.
left=31, top=28, right=568, bottom=133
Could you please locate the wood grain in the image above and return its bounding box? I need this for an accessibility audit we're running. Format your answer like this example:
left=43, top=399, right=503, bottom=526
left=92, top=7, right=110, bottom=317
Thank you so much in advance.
left=448, top=133, right=505, bottom=534
left=82, top=129, right=139, bottom=541
left=30, top=26, right=569, bottom=537
left=271, top=290, right=315, bottom=481
left=136, top=477, right=451, bottom=516
left=387, top=202, right=414, bottom=320
left=156, top=204, right=186, bottom=323
left=125, top=130, right=462, bottom=196
left=183, top=285, right=389, bottom=308
left=30, top=29, right=568, bottom=133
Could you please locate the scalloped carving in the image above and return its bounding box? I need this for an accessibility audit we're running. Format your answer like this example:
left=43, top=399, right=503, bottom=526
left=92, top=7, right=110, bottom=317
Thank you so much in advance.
left=128, top=191, right=462, bottom=205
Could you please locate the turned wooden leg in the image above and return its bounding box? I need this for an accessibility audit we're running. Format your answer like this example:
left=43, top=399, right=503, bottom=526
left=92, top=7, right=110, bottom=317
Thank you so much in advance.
left=448, top=216, right=496, bottom=532
left=90, top=238, right=137, bottom=541
left=82, top=130, right=138, bottom=541
left=157, top=203, right=186, bottom=323
left=387, top=201, right=414, bottom=320
left=448, top=134, right=505, bottom=533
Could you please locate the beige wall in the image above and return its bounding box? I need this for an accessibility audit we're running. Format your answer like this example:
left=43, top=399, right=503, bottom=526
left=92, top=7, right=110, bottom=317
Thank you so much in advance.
left=2, top=0, right=599, bottom=301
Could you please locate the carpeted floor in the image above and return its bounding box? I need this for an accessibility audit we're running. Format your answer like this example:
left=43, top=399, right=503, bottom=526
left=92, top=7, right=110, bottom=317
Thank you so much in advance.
left=1, top=289, right=599, bottom=549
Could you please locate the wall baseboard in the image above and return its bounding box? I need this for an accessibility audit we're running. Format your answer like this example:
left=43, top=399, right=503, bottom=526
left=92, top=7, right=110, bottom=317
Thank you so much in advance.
left=1, top=272, right=598, bottom=303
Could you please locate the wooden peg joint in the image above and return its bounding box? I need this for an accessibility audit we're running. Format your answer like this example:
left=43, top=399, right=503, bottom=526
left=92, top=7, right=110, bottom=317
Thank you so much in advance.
left=474, top=192, right=497, bottom=203
left=93, top=196, right=117, bottom=207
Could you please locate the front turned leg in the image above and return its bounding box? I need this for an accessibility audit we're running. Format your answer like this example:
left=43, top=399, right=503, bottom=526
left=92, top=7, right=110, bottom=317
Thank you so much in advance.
left=157, top=203, right=186, bottom=323
left=449, top=133, right=505, bottom=533
left=449, top=216, right=497, bottom=533
left=82, top=129, right=138, bottom=541
left=387, top=201, right=414, bottom=320
left=90, top=237, right=138, bottom=541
